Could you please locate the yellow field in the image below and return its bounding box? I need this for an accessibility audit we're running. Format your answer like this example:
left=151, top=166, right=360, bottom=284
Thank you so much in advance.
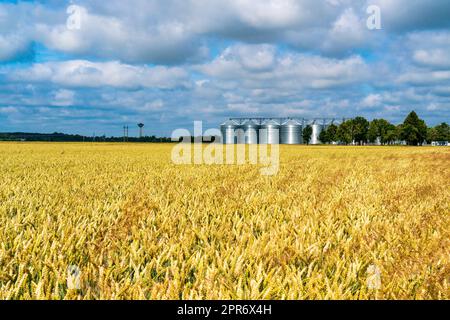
left=0, top=142, right=448, bottom=300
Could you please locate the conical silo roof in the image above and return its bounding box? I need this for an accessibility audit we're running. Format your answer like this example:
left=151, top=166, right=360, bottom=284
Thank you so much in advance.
left=241, top=119, right=260, bottom=126
left=262, top=119, right=281, bottom=126
left=282, top=119, right=302, bottom=126
left=220, top=119, right=239, bottom=127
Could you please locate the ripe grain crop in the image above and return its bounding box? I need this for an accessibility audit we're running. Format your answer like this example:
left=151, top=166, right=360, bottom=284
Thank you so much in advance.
left=0, top=142, right=448, bottom=299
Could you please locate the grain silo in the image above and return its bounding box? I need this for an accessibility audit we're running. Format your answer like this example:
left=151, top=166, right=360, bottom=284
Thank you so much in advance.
left=281, top=119, right=302, bottom=144
left=260, top=119, right=280, bottom=144
left=220, top=120, right=239, bottom=144
left=241, top=119, right=259, bottom=144
left=311, top=120, right=323, bottom=145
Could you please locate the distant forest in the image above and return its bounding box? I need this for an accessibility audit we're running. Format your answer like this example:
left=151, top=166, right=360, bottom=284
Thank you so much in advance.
left=0, top=132, right=218, bottom=143
left=0, top=132, right=173, bottom=143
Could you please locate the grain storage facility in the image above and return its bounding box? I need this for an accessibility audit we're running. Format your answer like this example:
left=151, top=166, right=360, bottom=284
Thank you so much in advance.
left=310, top=120, right=323, bottom=145
left=220, top=120, right=239, bottom=144
left=240, top=119, right=259, bottom=144
left=281, top=119, right=303, bottom=144
left=222, top=118, right=344, bottom=145
left=260, top=119, right=281, bottom=144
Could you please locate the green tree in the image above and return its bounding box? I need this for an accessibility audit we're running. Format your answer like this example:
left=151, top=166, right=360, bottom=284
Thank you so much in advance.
left=368, top=119, right=394, bottom=144
left=427, top=127, right=438, bottom=143
left=384, top=124, right=399, bottom=144
left=434, top=123, right=450, bottom=141
left=319, top=124, right=338, bottom=144
left=399, top=111, right=427, bottom=145
left=427, top=123, right=450, bottom=143
left=303, top=125, right=313, bottom=145
left=352, top=116, right=369, bottom=145
left=319, top=129, right=329, bottom=144
left=326, top=124, right=338, bottom=143
left=337, top=120, right=354, bottom=145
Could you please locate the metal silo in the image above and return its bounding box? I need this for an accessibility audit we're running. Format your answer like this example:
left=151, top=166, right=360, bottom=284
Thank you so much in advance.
left=220, top=120, right=239, bottom=144
left=311, top=121, right=323, bottom=145
left=260, top=119, right=280, bottom=144
left=281, top=119, right=302, bottom=144
left=241, top=119, right=259, bottom=144
left=235, top=124, right=245, bottom=144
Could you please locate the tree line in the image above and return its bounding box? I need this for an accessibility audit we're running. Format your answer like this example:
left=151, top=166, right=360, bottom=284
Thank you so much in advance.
left=302, top=111, right=449, bottom=146
left=0, top=132, right=172, bottom=143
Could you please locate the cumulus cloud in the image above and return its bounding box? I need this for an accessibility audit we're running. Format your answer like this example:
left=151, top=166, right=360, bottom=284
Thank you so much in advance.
left=139, top=100, right=165, bottom=112
left=0, top=0, right=391, bottom=63
left=413, top=49, right=450, bottom=69
left=361, top=94, right=383, bottom=108
left=51, top=89, right=75, bottom=107
left=200, top=45, right=369, bottom=89
left=2, top=0, right=450, bottom=64
left=0, top=3, right=36, bottom=62
left=406, top=32, right=450, bottom=70
left=398, top=70, right=450, bottom=85
left=321, top=8, right=369, bottom=55
left=8, top=60, right=190, bottom=89
left=34, top=5, right=208, bottom=65
left=0, top=35, right=32, bottom=62
left=0, top=0, right=449, bottom=135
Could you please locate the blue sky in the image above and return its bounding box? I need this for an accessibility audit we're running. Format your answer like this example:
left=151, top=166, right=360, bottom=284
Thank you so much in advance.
left=0, top=0, right=449, bottom=136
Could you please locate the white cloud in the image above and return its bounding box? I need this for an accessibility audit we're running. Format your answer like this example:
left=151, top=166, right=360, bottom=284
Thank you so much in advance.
left=227, top=103, right=259, bottom=114
left=52, top=89, right=75, bottom=107
left=405, top=31, right=450, bottom=69
left=34, top=6, right=207, bottom=64
left=230, top=0, right=302, bottom=29
left=9, top=60, right=190, bottom=89
left=2, top=0, right=450, bottom=64
left=200, top=46, right=368, bottom=90
left=0, top=0, right=385, bottom=63
left=398, top=70, right=450, bottom=85
left=140, top=100, right=165, bottom=112
left=361, top=94, right=382, bottom=107
left=413, top=49, right=450, bottom=69
left=0, top=35, right=30, bottom=61
left=235, top=44, right=276, bottom=71
left=322, top=8, right=368, bottom=55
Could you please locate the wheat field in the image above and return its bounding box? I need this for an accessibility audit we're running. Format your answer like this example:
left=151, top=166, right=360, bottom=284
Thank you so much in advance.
left=0, top=142, right=448, bottom=300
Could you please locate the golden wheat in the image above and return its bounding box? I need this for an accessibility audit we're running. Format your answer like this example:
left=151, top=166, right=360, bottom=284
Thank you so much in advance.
left=0, top=142, right=448, bottom=300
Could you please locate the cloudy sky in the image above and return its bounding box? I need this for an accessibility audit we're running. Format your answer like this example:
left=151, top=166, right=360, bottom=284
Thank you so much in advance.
left=0, top=0, right=449, bottom=136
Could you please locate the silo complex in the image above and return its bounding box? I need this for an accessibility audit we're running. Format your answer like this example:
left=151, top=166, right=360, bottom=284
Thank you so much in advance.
left=220, top=120, right=239, bottom=144
left=241, top=120, right=259, bottom=144
left=281, top=119, right=303, bottom=144
left=220, top=118, right=343, bottom=145
left=260, top=120, right=280, bottom=144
